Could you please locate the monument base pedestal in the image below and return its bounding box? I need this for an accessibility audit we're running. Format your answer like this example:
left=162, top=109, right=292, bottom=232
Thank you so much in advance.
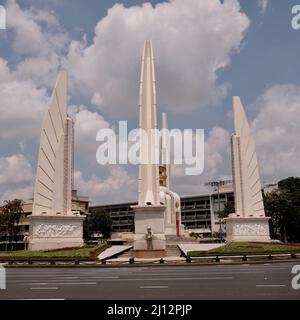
left=132, top=205, right=166, bottom=254
left=134, top=250, right=165, bottom=259
left=225, top=216, right=270, bottom=242
left=29, top=215, right=84, bottom=251
left=165, top=223, right=185, bottom=237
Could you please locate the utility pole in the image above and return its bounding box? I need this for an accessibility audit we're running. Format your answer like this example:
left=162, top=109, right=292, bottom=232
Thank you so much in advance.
left=205, top=180, right=232, bottom=243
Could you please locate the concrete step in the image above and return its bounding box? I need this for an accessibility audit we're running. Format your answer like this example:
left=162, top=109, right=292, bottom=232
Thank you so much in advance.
left=165, top=245, right=181, bottom=257
left=120, top=249, right=133, bottom=258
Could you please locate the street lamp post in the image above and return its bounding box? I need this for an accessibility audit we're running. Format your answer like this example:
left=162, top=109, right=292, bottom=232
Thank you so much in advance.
left=205, top=179, right=232, bottom=243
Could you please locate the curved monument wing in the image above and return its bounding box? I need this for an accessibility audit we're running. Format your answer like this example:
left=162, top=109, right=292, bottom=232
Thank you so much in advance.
left=231, top=96, right=265, bottom=217
left=32, top=71, right=72, bottom=216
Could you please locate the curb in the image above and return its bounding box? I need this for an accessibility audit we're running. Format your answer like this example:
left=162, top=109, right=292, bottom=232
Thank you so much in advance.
left=4, top=258, right=300, bottom=268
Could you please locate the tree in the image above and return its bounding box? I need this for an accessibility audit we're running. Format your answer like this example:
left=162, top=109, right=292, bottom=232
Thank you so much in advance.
left=264, top=190, right=294, bottom=242
left=278, top=177, right=300, bottom=208
left=220, top=201, right=235, bottom=219
left=1, top=199, right=24, bottom=248
left=88, top=210, right=112, bottom=239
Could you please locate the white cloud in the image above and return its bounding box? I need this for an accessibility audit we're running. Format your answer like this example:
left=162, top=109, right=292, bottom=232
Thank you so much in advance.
left=74, top=166, right=136, bottom=204
left=0, top=154, right=34, bottom=202
left=71, top=106, right=110, bottom=154
left=252, top=84, right=300, bottom=180
left=171, top=126, right=230, bottom=195
left=258, top=0, right=268, bottom=14
left=6, top=0, right=69, bottom=87
left=65, top=0, right=249, bottom=116
left=0, top=58, right=48, bottom=140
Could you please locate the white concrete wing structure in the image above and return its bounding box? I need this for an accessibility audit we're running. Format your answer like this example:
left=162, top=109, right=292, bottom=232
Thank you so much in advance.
left=29, top=71, right=84, bottom=251
left=132, top=41, right=166, bottom=256
left=226, top=96, right=270, bottom=242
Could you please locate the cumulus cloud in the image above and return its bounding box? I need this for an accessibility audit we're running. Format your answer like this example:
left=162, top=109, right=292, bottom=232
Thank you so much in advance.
left=6, top=0, right=69, bottom=87
left=70, top=105, right=110, bottom=154
left=74, top=166, right=136, bottom=204
left=0, top=58, right=48, bottom=140
left=252, top=84, right=300, bottom=181
left=171, top=126, right=230, bottom=196
left=65, top=0, right=249, bottom=116
left=0, top=154, right=34, bottom=202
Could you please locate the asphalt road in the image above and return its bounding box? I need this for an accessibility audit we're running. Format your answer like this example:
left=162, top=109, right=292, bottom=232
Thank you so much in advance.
left=0, top=262, right=300, bottom=300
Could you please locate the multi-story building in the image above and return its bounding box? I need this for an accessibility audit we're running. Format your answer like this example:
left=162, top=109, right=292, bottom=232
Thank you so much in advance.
left=90, top=188, right=235, bottom=237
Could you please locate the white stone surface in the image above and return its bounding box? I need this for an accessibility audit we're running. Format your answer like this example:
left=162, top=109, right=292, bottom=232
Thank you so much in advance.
left=178, top=244, right=224, bottom=256
left=32, top=70, right=73, bottom=216
left=159, top=112, right=184, bottom=236
left=230, top=96, right=265, bottom=218
left=138, top=40, right=160, bottom=207
left=133, top=205, right=166, bottom=250
left=226, top=217, right=270, bottom=242
left=98, top=245, right=133, bottom=261
left=29, top=71, right=84, bottom=251
left=29, top=215, right=84, bottom=251
left=132, top=41, right=166, bottom=252
left=226, top=96, right=270, bottom=242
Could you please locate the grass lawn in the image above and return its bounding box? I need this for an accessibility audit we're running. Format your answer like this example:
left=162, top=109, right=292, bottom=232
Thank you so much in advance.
left=188, top=242, right=300, bottom=257
left=0, top=243, right=108, bottom=261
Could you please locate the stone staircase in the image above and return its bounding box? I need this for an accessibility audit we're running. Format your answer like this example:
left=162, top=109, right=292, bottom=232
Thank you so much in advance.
left=119, top=248, right=134, bottom=259
left=165, top=244, right=182, bottom=257
left=115, top=244, right=183, bottom=259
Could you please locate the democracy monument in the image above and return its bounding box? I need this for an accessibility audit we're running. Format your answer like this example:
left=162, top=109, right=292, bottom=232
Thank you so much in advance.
left=132, top=40, right=184, bottom=258
left=29, top=71, right=84, bottom=251
left=225, top=97, right=270, bottom=242
left=28, top=40, right=270, bottom=251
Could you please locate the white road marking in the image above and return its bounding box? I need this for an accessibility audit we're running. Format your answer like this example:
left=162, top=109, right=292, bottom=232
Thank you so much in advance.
left=81, top=276, right=120, bottom=279
left=49, top=282, right=97, bottom=285
left=10, top=299, right=64, bottom=300
left=23, top=282, right=97, bottom=286
left=132, top=271, right=264, bottom=276
left=102, top=277, right=234, bottom=281
left=24, top=283, right=49, bottom=285
left=140, top=286, right=169, bottom=289
left=256, top=284, right=286, bottom=288
left=31, top=287, right=58, bottom=290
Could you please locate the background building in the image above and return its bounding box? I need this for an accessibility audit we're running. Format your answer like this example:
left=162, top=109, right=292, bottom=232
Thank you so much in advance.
left=0, top=190, right=89, bottom=251
left=90, top=188, right=235, bottom=237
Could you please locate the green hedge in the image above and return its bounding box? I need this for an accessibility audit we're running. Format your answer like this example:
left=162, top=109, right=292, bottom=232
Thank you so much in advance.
left=0, top=243, right=108, bottom=261
left=188, top=242, right=300, bottom=257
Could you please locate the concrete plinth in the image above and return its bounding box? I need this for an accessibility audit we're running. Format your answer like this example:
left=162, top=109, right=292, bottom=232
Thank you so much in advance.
left=132, top=205, right=166, bottom=253
left=29, top=215, right=84, bottom=251
left=225, top=216, right=270, bottom=242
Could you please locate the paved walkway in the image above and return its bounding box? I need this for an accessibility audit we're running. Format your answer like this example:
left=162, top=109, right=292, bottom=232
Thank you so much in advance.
left=97, top=245, right=133, bottom=261
left=106, top=256, right=186, bottom=264
left=178, top=243, right=224, bottom=255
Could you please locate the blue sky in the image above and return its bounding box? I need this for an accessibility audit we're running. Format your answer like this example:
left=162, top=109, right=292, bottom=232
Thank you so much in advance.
left=1, top=0, right=300, bottom=205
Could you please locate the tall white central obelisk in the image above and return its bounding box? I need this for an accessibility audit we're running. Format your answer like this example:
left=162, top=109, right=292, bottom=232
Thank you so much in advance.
left=29, top=71, right=84, bottom=251
left=132, top=41, right=166, bottom=257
